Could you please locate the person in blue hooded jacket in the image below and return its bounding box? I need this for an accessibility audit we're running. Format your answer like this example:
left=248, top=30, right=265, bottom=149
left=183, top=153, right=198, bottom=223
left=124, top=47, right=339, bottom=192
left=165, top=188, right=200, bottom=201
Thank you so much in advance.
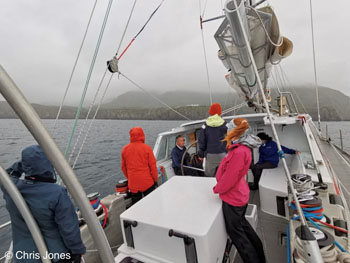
left=2, top=145, right=86, bottom=263
left=198, top=102, right=228, bottom=177
left=249, top=133, right=299, bottom=190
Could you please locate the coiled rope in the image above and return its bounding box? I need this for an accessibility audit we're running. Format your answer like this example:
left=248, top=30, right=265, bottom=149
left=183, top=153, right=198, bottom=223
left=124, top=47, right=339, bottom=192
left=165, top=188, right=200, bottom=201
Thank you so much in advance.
left=90, top=197, right=108, bottom=228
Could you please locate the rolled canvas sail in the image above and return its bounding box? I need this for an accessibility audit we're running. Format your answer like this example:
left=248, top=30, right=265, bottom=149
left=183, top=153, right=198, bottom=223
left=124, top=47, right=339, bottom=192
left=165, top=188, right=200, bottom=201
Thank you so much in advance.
left=270, top=36, right=293, bottom=64
left=215, top=3, right=292, bottom=108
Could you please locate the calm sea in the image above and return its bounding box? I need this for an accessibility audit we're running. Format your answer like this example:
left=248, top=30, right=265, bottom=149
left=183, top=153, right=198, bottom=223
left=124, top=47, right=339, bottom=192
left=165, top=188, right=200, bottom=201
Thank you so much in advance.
left=0, top=119, right=349, bottom=257
left=0, top=119, right=183, bottom=257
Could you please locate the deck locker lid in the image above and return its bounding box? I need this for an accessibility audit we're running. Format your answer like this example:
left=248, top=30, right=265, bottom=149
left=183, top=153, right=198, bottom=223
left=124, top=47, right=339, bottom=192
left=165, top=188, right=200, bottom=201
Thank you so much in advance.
left=119, top=176, right=227, bottom=263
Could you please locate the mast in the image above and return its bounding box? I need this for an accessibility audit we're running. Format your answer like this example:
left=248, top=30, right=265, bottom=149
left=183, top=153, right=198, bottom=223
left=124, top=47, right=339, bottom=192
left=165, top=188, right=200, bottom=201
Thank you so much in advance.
left=225, top=1, right=324, bottom=262
left=0, top=65, right=115, bottom=263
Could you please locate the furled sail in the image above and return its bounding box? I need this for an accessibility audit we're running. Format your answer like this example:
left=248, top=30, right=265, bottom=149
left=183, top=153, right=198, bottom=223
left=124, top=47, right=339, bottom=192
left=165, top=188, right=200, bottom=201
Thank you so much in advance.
left=215, top=0, right=293, bottom=109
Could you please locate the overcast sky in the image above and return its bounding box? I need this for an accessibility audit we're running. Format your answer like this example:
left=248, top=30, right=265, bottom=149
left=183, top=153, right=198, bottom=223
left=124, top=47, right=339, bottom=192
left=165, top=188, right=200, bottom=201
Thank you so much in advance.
left=0, top=0, right=349, bottom=106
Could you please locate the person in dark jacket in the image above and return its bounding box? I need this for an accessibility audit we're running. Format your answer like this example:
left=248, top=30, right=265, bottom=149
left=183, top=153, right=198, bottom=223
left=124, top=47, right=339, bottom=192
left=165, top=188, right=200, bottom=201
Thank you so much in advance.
left=2, top=145, right=85, bottom=263
left=171, top=135, right=198, bottom=176
left=121, top=127, right=158, bottom=204
left=250, top=132, right=300, bottom=190
left=198, top=102, right=228, bottom=177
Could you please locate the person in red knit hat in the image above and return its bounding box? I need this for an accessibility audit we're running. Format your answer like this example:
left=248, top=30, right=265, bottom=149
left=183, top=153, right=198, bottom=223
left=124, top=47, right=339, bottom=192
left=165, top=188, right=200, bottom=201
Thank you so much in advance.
left=198, top=102, right=228, bottom=177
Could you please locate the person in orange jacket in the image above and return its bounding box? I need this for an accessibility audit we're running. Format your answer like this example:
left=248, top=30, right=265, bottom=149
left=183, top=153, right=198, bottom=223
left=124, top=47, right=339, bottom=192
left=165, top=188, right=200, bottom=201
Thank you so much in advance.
left=121, top=127, right=158, bottom=204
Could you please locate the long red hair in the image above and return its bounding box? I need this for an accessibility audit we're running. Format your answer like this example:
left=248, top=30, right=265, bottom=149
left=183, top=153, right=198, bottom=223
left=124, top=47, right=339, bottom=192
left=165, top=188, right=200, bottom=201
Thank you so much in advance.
left=223, top=118, right=249, bottom=147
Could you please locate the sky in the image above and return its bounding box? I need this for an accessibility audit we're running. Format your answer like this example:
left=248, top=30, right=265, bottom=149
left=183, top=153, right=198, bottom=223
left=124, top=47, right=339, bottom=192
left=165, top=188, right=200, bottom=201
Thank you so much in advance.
left=0, top=0, right=349, bottom=106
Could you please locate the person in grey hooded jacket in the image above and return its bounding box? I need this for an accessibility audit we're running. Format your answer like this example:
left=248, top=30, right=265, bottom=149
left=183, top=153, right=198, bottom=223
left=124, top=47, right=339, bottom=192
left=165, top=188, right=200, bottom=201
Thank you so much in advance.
left=2, top=145, right=85, bottom=263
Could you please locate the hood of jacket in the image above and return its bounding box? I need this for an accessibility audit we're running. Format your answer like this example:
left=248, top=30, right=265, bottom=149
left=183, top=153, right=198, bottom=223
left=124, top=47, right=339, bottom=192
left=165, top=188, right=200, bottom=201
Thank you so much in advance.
left=6, top=161, right=23, bottom=177
left=21, top=145, right=56, bottom=181
left=206, top=114, right=225, bottom=127
left=237, top=132, right=262, bottom=149
left=129, top=127, right=145, bottom=143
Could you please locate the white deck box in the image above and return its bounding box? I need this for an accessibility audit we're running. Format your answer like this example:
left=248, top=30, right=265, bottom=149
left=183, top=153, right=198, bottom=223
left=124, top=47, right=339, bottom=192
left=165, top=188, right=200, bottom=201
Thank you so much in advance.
left=117, top=176, right=228, bottom=263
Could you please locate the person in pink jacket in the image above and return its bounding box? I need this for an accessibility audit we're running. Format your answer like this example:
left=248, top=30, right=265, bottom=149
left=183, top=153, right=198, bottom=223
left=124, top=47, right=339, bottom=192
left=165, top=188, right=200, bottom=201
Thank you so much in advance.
left=213, top=118, right=265, bottom=263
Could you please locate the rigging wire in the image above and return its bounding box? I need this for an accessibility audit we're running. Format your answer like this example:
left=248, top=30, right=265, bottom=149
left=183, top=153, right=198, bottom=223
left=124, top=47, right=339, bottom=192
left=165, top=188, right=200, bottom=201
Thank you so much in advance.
left=309, top=0, right=321, bottom=131
left=230, top=0, right=309, bottom=229
left=221, top=102, right=247, bottom=116
left=72, top=74, right=114, bottom=169
left=199, top=28, right=213, bottom=105
left=278, top=65, right=309, bottom=114
left=53, top=0, right=98, bottom=131
left=68, top=0, right=139, bottom=169
left=275, top=65, right=292, bottom=111
left=116, top=0, right=165, bottom=61
left=119, top=72, right=191, bottom=120
left=198, top=0, right=212, bottom=105
left=68, top=69, right=108, bottom=164
left=61, top=0, right=114, bottom=184
left=115, top=0, right=138, bottom=56
left=201, top=0, right=209, bottom=18
left=64, top=0, right=165, bottom=171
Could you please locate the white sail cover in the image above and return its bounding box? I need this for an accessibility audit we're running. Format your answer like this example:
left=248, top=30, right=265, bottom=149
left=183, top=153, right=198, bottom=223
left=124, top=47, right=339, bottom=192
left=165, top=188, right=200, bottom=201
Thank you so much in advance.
left=215, top=3, right=293, bottom=108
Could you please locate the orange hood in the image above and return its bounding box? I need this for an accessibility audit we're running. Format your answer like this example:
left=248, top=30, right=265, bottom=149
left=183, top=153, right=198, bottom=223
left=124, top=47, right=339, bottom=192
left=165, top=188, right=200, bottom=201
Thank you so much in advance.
left=129, top=127, right=145, bottom=143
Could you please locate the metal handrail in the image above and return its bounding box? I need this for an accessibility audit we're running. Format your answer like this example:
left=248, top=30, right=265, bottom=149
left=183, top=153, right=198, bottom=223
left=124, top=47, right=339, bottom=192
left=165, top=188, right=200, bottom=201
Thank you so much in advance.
left=0, top=65, right=115, bottom=263
left=0, top=165, right=50, bottom=263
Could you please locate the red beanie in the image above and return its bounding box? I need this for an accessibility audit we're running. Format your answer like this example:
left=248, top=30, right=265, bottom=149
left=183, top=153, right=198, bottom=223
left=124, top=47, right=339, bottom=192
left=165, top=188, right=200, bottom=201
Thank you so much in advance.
left=208, top=102, right=222, bottom=116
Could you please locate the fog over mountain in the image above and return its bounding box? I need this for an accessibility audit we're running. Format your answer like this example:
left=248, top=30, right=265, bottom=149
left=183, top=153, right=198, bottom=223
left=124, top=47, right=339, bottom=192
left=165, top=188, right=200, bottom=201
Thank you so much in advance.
left=1, top=86, right=350, bottom=121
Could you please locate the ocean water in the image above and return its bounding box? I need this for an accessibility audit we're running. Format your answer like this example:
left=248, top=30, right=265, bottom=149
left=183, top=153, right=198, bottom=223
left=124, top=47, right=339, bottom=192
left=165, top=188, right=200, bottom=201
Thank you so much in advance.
left=0, top=119, right=349, bottom=257
left=0, top=119, right=183, bottom=257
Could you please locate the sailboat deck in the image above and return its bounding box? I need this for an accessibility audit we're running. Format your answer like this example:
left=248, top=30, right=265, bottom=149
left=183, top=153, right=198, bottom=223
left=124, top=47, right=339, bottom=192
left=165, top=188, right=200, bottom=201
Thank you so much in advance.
left=234, top=129, right=350, bottom=263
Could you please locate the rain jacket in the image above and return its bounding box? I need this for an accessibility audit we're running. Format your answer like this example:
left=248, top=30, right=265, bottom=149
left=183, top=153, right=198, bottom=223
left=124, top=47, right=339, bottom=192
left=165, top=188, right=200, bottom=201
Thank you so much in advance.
left=258, top=140, right=296, bottom=166
left=121, top=127, right=158, bottom=193
left=198, top=114, right=228, bottom=158
left=213, top=134, right=261, bottom=207
left=213, top=143, right=252, bottom=207
left=2, top=145, right=85, bottom=263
